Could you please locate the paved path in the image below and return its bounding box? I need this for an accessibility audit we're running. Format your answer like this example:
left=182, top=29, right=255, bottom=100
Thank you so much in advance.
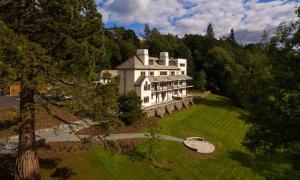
left=0, top=96, right=19, bottom=108
left=0, top=119, right=184, bottom=154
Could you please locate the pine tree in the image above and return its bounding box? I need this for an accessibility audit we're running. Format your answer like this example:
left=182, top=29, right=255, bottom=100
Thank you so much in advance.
left=228, top=28, right=237, bottom=45
left=0, top=1, right=115, bottom=179
left=206, top=23, right=215, bottom=39
left=143, top=23, right=151, bottom=40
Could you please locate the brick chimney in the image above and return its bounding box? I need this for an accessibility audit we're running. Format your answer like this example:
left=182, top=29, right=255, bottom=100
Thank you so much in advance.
left=137, top=49, right=149, bottom=65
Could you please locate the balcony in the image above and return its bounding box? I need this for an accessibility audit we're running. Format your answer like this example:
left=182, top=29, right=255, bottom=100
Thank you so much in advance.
left=151, top=85, right=193, bottom=92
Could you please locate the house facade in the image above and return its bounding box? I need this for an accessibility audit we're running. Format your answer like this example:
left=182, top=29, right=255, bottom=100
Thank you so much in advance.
left=116, top=49, right=193, bottom=108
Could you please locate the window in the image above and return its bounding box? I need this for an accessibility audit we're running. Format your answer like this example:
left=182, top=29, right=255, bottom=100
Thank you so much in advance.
left=151, top=93, right=154, bottom=99
left=179, top=89, right=182, bottom=93
left=179, top=81, right=183, bottom=85
left=149, top=60, right=154, bottom=65
left=181, top=71, right=185, bottom=75
left=160, top=71, right=168, bottom=75
left=171, top=71, right=175, bottom=75
left=150, top=72, right=154, bottom=76
left=141, top=72, right=146, bottom=76
left=144, top=82, right=151, bottom=91
left=180, top=63, right=185, bottom=67
left=144, top=97, right=149, bottom=103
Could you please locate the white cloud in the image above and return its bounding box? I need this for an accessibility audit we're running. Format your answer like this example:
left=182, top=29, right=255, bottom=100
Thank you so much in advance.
left=98, top=0, right=299, bottom=42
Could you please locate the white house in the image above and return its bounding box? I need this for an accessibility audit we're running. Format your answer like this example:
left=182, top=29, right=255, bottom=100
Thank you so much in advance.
left=116, top=49, right=193, bottom=108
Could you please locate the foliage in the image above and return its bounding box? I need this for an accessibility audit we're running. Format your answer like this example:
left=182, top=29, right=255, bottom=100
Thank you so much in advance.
left=118, top=91, right=143, bottom=125
left=194, top=70, right=207, bottom=91
left=227, top=28, right=238, bottom=46
left=104, top=27, right=140, bottom=67
left=143, top=28, right=195, bottom=76
left=206, top=23, right=215, bottom=39
left=0, top=0, right=118, bottom=178
left=242, top=7, right=300, bottom=178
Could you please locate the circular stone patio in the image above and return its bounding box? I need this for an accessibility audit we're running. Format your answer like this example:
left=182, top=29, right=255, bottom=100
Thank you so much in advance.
left=183, top=137, right=215, bottom=154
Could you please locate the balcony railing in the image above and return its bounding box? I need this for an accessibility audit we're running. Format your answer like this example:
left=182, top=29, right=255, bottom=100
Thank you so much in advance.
left=151, top=85, right=193, bottom=92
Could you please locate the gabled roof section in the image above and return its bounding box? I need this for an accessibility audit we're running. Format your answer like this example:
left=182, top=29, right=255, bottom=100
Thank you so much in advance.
left=117, top=56, right=180, bottom=70
left=134, top=76, right=147, bottom=86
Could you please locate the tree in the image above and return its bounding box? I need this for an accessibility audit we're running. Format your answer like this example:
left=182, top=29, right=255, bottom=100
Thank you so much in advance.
left=194, top=70, right=207, bottom=91
left=242, top=7, right=300, bottom=178
left=118, top=91, right=143, bottom=125
left=204, top=47, right=236, bottom=93
left=0, top=20, right=51, bottom=180
left=0, top=0, right=114, bottom=179
left=143, top=23, right=151, bottom=40
left=206, top=23, right=215, bottom=39
left=228, top=28, right=238, bottom=46
left=260, top=30, right=269, bottom=49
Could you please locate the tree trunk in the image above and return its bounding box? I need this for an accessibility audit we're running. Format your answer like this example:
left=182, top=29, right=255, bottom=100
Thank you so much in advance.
left=15, top=82, right=40, bottom=180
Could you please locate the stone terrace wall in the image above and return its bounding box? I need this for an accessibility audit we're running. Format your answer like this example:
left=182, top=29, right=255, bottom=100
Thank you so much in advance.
left=144, top=92, right=210, bottom=118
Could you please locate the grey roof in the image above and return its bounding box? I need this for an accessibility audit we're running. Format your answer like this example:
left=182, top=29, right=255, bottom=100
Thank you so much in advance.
left=133, top=75, right=193, bottom=85
left=134, top=76, right=147, bottom=86
left=117, top=56, right=180, bottom=70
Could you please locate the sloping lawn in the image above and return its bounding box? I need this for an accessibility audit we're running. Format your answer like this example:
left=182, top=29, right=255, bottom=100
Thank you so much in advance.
left=40, top=95, right=290, bottom=179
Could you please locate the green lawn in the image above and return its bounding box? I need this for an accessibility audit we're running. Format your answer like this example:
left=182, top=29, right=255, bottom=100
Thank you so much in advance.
left=41, top=95, right=290, bottom=179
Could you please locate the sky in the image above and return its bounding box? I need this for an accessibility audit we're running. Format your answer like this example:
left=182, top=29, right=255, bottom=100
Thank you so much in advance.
left=97, top=0, right=299, bottom=43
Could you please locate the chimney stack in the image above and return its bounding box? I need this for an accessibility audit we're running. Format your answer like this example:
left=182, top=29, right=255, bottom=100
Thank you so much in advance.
left=137, top=49, right=149, bottom=65
left=160, top=52, right=169, bottom=66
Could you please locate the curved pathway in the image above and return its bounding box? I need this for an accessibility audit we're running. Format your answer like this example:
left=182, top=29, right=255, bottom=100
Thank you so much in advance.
left=0, top=119, right=184, bottom=154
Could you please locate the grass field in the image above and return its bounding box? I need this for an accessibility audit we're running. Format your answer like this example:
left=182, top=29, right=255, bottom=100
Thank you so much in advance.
left=40, top=95, right=290, bottom=179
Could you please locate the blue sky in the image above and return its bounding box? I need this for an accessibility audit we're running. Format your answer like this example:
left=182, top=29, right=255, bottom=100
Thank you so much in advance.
left=97, top=0, right=299, bottom=43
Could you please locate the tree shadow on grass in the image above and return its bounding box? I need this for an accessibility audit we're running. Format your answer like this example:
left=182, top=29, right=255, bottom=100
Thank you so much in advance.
left=50, top=167, right=77, bottom=180
left=40, top=157, right=61, bottom=169
left=0, top=153, right=75, bottom=180
left=40, top=158, right=76, bottom=179
left=0, top=154, right=15, bottom=180
left=228, top=150, right=288, bottom=178
left=201, top=96, right=236, bottom=110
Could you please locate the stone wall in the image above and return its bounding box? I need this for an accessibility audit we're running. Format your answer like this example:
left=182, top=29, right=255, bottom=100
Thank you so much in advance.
left=166, top=104, right=175, bottom=114
left=144, top=93, right=210, bottom=118
left=155, top=107, right=166, bottom=118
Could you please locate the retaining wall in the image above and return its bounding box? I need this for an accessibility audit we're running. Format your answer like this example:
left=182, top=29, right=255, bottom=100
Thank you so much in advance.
left=144, top=94, right=209, bottom=118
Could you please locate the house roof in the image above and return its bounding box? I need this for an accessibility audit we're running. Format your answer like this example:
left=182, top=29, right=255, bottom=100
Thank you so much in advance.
left=148, top=75, right=193, bottom=83
left=134, top=76, right=147, bottom=86
left=117, top=56, right=180, bottom=70
left=134, top=75, right=193, bottom=85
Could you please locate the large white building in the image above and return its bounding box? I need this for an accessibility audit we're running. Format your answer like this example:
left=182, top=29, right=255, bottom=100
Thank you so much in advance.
left=116, top=49, right=193, bottom=108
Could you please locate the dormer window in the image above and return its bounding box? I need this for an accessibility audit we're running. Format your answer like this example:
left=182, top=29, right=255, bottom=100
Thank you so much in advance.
left=149, top=60, right=154, bottom=65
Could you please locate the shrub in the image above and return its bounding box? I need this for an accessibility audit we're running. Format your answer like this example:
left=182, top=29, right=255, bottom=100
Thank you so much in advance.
left=118, top=91, right=143, bottom=125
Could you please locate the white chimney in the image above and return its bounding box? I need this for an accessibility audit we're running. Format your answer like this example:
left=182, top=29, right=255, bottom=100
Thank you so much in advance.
left=137, top=49, right=149, bottom=65
left=160, top=52, right=169, bottom=66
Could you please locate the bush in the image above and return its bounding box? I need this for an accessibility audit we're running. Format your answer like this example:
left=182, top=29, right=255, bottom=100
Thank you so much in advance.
left=118, top=91, right=143, bottom=125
